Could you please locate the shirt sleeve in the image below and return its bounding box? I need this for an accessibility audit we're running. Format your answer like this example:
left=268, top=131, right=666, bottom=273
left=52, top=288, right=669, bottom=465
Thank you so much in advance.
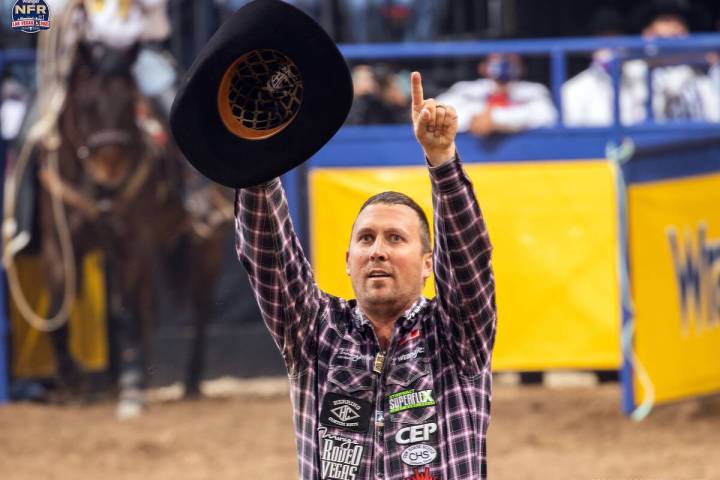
left=234, top=179, right=325, bottom=373
left=429, top=155, right=497, bottom=373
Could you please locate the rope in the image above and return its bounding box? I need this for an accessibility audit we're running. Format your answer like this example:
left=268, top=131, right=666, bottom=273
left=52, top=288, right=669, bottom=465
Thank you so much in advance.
left=3, top=148, right=78, bottom=332
left=606, top=138, right=655, bottom=421
left=2, top=0, right=85, bottom=332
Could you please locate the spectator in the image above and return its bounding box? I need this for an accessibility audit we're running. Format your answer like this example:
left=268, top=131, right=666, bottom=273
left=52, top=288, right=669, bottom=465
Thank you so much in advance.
left=341, top=0, right=443, bottom=43
left=374, top=65, right=410, bottom=122
left=77, top=0, right=165, bottom=50
left=341, top=0, right=382, bottom=43
left=563, top=1, right=719, bottom=126
left=60, top=0, right=178, bottom=117
left=562, top=8, right=637, bottom=126
left=0, top=77, right=29, bottom=142
left=221, top=0, right=320, bottom=19
left=437, top=53, right=557, bottom=136
left=346, top=64, right=409, bottom=125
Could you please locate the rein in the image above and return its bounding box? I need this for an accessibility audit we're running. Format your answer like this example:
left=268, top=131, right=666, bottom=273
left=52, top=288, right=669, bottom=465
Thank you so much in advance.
left=39, top=138, right=156, bottom=220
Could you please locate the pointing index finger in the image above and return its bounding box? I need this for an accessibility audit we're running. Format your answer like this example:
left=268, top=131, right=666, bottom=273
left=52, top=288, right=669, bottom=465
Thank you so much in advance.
left=411, top=71, right=424, bottom=109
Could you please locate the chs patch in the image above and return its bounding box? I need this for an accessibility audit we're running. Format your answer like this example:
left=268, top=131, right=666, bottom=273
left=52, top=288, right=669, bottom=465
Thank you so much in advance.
left=320, top=392, right=372, bottom=433
left=401, top=444, right=437, bottom=466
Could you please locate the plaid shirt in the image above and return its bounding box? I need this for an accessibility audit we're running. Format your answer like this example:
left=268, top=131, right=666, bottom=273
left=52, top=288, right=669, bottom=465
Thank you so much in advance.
left=235, top=156, right=496, bottom=480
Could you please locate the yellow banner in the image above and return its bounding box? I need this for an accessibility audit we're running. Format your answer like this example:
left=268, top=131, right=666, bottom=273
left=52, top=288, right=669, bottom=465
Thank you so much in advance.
left=310, top=160, right=620, bottom=370
left=9, top=252, right=108, bottom=378
left=628, top=172, right=720, bottom=405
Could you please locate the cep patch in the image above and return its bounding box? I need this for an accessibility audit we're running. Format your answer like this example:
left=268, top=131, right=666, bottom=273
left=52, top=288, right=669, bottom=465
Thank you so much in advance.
left=320, top=392, right=372, bottom=433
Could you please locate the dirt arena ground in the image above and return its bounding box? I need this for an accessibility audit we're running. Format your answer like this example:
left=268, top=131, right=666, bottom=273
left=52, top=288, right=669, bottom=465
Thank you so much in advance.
left=1, top=380, right=719, bottom=480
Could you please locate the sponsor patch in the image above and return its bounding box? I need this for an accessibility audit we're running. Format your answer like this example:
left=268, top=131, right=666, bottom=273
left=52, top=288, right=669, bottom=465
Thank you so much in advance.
left=388, top=389, right=435, bottom=414
left=375, top=409, right=384, bottom=425
left=336, top=347, right=364, bottom=362
left=396, top=346, right=425, bottom=363
left=399, top=328, right=420, bottom=346
left=406, top=467, right=437, bottom=480
left=319, top=426, right=365, bottom=480
left=395, top=422, right=437, bottom=445
left=11, top=0, right=50, bottom=33
left=320, top=392, right=371, bottom=433
left=401, top=444, right=437, bottom=466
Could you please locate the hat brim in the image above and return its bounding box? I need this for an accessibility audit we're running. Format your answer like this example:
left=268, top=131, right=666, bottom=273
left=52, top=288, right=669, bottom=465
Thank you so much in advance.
left=170, top=0, right=353, bottom=188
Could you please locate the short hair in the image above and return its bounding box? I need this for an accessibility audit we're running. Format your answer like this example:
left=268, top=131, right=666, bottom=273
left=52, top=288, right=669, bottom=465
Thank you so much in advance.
left=355, top=191, right=431, bottom=253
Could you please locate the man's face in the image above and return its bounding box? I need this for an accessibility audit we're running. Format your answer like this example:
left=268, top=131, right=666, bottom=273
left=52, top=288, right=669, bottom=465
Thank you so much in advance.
left=643, top=15, right=688, bottom=38
left=346, top=203, right=432, bottom=314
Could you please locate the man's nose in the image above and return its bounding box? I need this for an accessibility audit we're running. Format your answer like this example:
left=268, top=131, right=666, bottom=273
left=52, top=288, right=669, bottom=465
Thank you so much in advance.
left=369, top=238, right=388, bottom=261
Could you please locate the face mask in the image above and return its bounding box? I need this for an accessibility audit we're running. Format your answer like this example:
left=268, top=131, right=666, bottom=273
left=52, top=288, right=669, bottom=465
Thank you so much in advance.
left=486, top=58, right=520, bottom=83
left=592, top=49, right=615, bottom=74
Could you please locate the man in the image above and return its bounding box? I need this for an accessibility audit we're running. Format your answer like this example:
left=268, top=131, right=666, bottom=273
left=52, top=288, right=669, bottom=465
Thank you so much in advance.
left=437, top=53, right=557, bottom=136
left=563, top=2, right=719, bottom=126
left=235, top=71, right=496, bottom=479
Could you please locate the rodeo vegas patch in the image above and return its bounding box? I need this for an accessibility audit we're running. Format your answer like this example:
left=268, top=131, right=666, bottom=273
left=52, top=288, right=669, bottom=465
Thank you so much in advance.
left=11, top=0, right=50, bottom=33
left=320, top=392, right=371, bottom=433
left=319, top=427, right=365, bottom=480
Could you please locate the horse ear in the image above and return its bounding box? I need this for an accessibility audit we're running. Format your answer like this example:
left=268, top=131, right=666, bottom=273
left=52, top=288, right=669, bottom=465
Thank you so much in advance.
left=74, top=41, right=94, bottom=71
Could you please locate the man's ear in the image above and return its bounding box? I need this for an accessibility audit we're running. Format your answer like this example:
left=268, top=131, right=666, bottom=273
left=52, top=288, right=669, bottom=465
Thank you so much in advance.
left=422, top=251, right=432, bottom=281
left=345, top=251, right=350, bottom=275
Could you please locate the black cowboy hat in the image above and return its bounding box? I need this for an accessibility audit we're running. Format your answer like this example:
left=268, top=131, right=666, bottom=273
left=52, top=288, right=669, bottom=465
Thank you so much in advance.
left=169, top=0, right=353, bottom=188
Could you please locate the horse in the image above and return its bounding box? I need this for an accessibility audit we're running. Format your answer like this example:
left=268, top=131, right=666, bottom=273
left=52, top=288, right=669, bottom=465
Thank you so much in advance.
left=34, top=40, right=232, bottom=417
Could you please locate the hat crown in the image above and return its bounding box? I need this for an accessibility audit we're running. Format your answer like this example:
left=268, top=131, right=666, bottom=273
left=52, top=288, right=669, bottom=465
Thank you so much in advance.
left=218, top=49, right=304, bottom=141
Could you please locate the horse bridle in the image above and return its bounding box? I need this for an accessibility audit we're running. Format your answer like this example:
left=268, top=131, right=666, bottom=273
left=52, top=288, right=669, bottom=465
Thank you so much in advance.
left=41, top=122, right=155, bottom=219
left=76, top=128, right=134, bottom=160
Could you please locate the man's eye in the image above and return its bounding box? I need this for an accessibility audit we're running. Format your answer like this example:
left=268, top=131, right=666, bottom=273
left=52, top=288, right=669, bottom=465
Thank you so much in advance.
left=360, top=234, right=372, bottom=242
left=390, top=234, right=402, bottom=242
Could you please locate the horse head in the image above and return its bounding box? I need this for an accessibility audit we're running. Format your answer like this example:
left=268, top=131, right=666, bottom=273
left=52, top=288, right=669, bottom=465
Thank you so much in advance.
left=63, top=41, right=143, bottom=192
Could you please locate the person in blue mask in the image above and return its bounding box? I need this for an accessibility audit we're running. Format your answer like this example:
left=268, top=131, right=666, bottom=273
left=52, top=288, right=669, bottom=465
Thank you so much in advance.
left=563, top=3, right=720, bottom=127
left=437, top=53, right=557, bottom=137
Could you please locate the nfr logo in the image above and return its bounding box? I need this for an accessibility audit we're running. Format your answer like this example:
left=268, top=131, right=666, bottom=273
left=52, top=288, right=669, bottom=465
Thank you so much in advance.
left=11, top=0, right=50, bottom=33
left=667, top=223, right=720, bottom=335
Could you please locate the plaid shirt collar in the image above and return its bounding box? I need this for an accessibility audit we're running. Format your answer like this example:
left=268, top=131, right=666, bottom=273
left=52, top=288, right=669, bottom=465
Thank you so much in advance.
left=350, top=296, right=428, bottom=332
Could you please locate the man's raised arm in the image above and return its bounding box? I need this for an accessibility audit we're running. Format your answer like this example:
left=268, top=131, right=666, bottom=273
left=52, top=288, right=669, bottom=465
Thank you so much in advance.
left=235, top=180, right=324, bottom=372
left=411, top=71, right=497, bottom=374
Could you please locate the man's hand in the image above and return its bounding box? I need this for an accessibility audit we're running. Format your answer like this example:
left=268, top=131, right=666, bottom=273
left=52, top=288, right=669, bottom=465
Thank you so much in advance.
left=411, top=71, right=457, bottom=167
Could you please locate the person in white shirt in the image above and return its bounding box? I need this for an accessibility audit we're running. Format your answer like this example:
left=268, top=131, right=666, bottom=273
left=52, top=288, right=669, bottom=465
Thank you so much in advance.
left=0, top=78, right=29, bottom=141
left=437, top=53, right=557, bottom=136
left=563, top=4, right=719, bottom=127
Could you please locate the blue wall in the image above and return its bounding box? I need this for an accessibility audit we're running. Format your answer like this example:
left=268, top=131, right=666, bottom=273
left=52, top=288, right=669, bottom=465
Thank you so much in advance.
left=309, top=123, right=720, bottom=172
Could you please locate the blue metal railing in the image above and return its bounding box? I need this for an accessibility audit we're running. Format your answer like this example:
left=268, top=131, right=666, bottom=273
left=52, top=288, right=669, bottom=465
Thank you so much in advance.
left=339, top=33, right=720, bottom=127
left=0, top=48, right=35, bottom=75
left=3, top=33, right=720, bottom=127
